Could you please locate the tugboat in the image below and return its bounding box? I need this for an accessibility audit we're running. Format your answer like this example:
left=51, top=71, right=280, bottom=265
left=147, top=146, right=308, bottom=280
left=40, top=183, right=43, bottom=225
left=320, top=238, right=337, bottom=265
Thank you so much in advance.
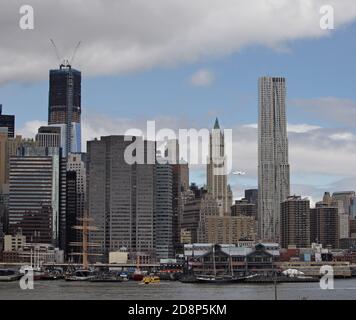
left=0, top=269, right=22, bottom=282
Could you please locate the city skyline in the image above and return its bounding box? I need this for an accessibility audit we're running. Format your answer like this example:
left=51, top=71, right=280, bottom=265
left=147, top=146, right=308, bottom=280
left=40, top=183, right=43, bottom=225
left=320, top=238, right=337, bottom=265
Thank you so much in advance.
left=1, top=2, right=356, bottom=204
left=2, top=2, right=356, bottom=303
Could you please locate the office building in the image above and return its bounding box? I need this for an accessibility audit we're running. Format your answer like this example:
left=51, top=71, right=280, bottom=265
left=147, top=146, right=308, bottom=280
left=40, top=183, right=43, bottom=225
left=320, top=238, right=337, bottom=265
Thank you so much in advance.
left=155, top=161, right=174, bottom=259
left=0, top=105, right=15, bottom=138
left=36, top=126, right=61, bottom=148
left=310, top=202, right=339, bottom=249
left=245, top=189, right=258, bottom=205
left=48, top=64, right=81, bottom=155
left=258, top=76, right=290, bottom=242
left=280, top=196, right=310, bottom=249
left=8, top=147, right=61, bottom=244
left=64, top=171, right=77, bottom=259
left=87, top=136, right=156, bottom=261
left=198, top=215, right=256, bottom=244
left=332, top=191, right=355, bottom=215
left=207, top=118, right=232, bottom=216
left=323, top=191, right=351, bottom=239
left=164, top=140, right=190, bottom=252
left=0, top=128, right=8, bottom=194
left=231, top=199, right=257, bottom=218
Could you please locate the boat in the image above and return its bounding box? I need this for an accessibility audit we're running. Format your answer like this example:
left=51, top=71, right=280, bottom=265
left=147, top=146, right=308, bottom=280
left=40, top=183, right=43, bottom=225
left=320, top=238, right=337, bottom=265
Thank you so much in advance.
left=196, top=274, right=248, bottom=284
left=132, top=254, right=145, bottom=281
left=19, top=265, right=45, bottom=281
left=0, top=269, right=22, bottom=282
left=65, top=269, right=95, bottom=281
left=142, top=276, right=160, bottom=284
left=180, top=274, right=198, bottom=283
left=132, top=270, right=144, bottom=281
left=120, top=273, right=129, bottom=281
left=41, top=268, right=64, bottom=280
left=90, top=272, right=124, bottom=283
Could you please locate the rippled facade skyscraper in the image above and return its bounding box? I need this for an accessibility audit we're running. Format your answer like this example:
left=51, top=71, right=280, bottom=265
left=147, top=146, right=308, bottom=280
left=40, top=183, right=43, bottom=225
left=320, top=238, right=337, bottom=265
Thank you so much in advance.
left=258, top=77, right=290, bottom=242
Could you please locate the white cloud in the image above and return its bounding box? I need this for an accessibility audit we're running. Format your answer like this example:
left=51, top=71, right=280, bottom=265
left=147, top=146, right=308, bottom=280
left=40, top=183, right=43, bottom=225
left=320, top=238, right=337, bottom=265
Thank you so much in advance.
left=330, top=132, right=356, bottom=141
left=2, top=0, right=356, bottom=83
left=291, top=97, right=356, bottom=126
left=18, top=112, right=356, bottom=202
left=287, top=123, right=321, bottom=133
left=189, top=69, right=215, bottom=87
left=17, top=120, right=46, bottom=138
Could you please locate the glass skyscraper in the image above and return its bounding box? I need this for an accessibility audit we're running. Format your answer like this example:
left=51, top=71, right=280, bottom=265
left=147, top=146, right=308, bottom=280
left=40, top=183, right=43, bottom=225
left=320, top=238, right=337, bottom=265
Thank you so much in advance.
left=48, top=64, right=82, bottom=155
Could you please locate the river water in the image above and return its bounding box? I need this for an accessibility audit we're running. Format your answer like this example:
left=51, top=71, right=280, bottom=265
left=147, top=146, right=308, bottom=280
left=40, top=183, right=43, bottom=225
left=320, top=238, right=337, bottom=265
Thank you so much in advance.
left=1, top=279, right=356, bottom=300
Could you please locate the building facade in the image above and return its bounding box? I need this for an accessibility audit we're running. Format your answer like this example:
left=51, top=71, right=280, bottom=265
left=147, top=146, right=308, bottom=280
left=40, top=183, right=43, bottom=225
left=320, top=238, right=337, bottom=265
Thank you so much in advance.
left=310, top=202, right=339, bottom=249
left=0, top=105, right=15, bottom=138
left=280, top=196, right=310, bottom=249
left=258, top=76, right=290, bottom=242
left=48, top=65, right=81, bottom=155
left=207, top=118, right=232, bottom=216
left=87, top=136, right=156, bottom=261
left=155, top=162, right=174, bottom=260
left=8, top=147, right=61, bottom=244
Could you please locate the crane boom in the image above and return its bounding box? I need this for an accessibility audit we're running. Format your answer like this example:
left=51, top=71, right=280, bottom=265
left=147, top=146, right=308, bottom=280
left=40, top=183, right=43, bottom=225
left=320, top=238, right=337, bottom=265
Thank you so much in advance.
left=70, top=41, right=82, bottom=66
left=49, top=38, right=61, bottom=64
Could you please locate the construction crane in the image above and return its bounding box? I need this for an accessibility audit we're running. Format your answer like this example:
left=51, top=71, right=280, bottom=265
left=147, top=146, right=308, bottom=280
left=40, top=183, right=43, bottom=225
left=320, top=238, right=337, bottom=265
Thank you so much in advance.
left=49, top=39, right=82, bottom=68
left=69, top=41, right=81, bottom=66
left=50, top=38, right=61, bottom=64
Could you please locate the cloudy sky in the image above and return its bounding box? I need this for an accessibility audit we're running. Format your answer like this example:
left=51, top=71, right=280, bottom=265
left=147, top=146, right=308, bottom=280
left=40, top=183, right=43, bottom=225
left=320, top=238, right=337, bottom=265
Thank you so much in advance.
left=1, top=0, right=356, bottom=204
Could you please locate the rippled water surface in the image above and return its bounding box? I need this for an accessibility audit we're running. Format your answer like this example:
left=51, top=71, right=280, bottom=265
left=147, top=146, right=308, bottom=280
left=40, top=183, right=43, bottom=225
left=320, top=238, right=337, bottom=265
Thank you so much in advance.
left=1, top=279, right=356, bottom=300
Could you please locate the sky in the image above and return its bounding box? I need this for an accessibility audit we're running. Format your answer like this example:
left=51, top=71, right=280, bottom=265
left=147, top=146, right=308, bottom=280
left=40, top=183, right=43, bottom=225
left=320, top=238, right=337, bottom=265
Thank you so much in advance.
left=1, top=0, right=356, bottom=205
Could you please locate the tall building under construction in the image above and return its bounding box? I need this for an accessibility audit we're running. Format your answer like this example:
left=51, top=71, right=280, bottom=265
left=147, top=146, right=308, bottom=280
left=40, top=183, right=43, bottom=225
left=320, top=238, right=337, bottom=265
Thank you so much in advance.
left=48, top=63, right=82, bottom=156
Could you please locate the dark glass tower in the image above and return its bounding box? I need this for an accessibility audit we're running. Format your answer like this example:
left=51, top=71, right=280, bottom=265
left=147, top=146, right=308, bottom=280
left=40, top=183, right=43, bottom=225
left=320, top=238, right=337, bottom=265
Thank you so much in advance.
left=0, top=105, right=15, bottom=138
left=48, top=64, right=82, bottom=155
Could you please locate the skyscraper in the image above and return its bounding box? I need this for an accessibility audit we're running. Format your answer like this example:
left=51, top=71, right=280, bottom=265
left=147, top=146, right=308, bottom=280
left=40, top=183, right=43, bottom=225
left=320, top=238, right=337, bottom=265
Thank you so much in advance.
left=165, top=139, right=189, bottom=253
left=310, top=202, right=339, bottom=249
left=0, top=105, right=15, bottom=138
left=280, top=196, right=310, bottom=249
left=258, top=76, right=290, bottom=242
left=8, top=147, right=61, bottom=244
left=0, top=128, right=8, bottom=194
left=87, top=136, right=156, bottom=261
left=48, top=64, right=81, bottom=155
left=155, top=161, right=174, bottom=259
left=245, top=189, right=258, bottom=206
left=207, top=118, right=232, bottom=216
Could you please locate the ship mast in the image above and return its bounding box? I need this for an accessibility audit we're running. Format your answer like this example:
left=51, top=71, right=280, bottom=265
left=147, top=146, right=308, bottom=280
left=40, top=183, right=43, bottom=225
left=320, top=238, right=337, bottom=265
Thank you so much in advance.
left=70, top=210, right=100, bottom=269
